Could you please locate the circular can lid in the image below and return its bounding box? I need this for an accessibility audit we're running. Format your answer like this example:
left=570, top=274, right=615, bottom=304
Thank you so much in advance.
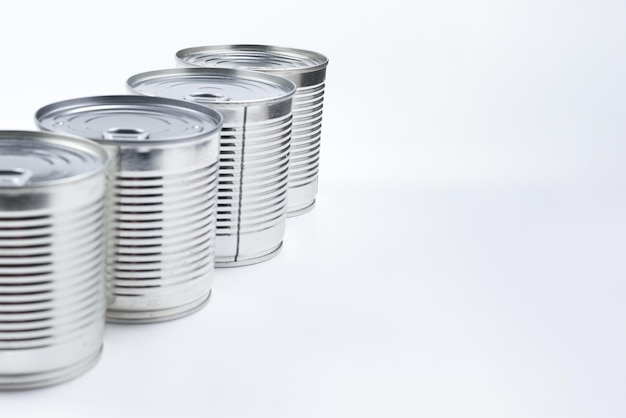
left=0, top=131, right=108, bottom=189
left=176, top=45, right=328, bottom=74
left=35, top=95, right=223, bottom=145
left=127, top=68, right=296, bottom=106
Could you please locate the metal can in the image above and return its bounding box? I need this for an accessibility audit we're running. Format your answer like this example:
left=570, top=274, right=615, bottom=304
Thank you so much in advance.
left=176, top=45, right=328, bottom=217
left=127, top=69, right=296, bottom=267
left=35, top=96, right=223, bottom=323
left=0, top=131, right=108, bottom=389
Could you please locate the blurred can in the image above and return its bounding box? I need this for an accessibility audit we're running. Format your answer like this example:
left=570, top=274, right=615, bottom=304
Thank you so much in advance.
left=176, top=45, right=328, bottom=216
left=0, top=131, right=108, bottom=389
left=36, top=96, right=223, bottom=323
left=127, top=68, right=295, bottom=267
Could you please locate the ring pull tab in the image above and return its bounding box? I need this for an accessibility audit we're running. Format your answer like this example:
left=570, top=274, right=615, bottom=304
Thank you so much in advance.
left=0, top=169, right=33, bottom=187
left=186, top=92, right=231, bottom=103
left=103, top=128, right=150, bottom=141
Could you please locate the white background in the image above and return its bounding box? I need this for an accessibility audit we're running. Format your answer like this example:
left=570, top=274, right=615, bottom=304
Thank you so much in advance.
left=1, top=0, right=625, bottom=417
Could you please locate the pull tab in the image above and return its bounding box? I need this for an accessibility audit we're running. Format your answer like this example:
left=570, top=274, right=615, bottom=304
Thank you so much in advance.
left=186, top=92, right=231, bottom=103
left=103, top=128, right=150, bottom=141
left=0, top=169, right=32, bottom=187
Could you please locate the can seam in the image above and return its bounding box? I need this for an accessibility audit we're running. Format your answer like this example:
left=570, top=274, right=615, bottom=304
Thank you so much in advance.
left=234, top=106, right=248, bottom=262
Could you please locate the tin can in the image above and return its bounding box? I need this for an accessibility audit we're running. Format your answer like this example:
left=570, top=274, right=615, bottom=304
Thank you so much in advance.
left=35, top=96, right=223, bottom=323
left=127, top=69, right=296, bottom=267
left=176, top=45, right=328, bottom=217
left=0, top=131, right=108, bottom=389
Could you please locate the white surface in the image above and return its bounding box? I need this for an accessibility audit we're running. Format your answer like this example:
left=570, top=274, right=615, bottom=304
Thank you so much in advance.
left=1, top=0, right=626, bottom=417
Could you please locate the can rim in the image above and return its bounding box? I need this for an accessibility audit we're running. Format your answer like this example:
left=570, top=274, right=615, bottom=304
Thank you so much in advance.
left=126, top=68, right=297, bottom=106
left=0, top=130, right=110, bottom=190
left=175, top=44, right=329, bottom=75
left=34, top=95, right=224, bottom=146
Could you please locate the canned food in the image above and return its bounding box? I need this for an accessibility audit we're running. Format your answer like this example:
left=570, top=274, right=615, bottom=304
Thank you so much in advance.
left=35, top=96, right=223, bottom=323
left=176, top=45, right=328, bottom=217
left=0, top=131, right=108, bottom=389
left=127, top=69, right=296, bottom=267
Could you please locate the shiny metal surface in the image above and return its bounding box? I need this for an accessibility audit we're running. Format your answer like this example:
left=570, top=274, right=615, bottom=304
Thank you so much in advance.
left=36, top=96, right=223, bottom=323
left=0, top=131, right=108, bottom=390
left=176, top=45, right=328, bottom=217
left=127, top=69, right=295, bottom=267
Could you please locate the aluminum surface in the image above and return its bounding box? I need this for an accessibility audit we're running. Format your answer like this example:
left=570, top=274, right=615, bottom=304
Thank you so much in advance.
left=36, top=96, right=223, bottom=323
left=127, top=69, right=295, bottom=267
left=176, top=45, right=328, bottom=216
left=0, top=131, right=108, bottom=389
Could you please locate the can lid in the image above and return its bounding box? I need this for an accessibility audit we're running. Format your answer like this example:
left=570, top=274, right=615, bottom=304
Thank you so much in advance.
left=35, top=95, right=223, bottom=145
left=127, top=68, right=296, bottom=106
left=176, top=45, right=328, bottom=74
left=0, top=131, right=107, bottom=188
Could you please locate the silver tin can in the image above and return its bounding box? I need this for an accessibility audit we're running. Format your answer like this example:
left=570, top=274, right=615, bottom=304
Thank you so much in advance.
left=176, top=45, right=328, bottom=217
left=127, top=69, right=295, bottom=267
left=35, top=96, right=223, bottom=323
left=0, top=131, right=108, bottom=389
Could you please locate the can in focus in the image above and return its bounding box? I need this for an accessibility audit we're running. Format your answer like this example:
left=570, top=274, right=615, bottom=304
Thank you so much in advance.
left=127, top=68, right=295, bottom=267
left=36, top=96, right=223, bottom=323
left=0, top=131, right=108, bottom=389
left=176, top=45, right=328, bottom=217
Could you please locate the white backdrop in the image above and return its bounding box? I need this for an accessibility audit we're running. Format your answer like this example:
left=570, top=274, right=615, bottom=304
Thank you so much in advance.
left=1, top=1, right=625, bottom=417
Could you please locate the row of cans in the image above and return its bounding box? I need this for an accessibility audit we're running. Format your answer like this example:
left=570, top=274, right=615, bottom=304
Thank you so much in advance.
left=0, top=45, right=328, bottom=389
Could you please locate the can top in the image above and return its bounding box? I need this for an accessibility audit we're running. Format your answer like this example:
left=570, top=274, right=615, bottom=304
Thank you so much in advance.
left=127, top=68, right=296, bottom=106
left=0, top=131, right=107, bottom=189
left=35, top=95, right=223, bottom=145
left=176, top=45, right=328, bottom=75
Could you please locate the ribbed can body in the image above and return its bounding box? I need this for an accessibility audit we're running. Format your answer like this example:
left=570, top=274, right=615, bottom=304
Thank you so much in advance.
left=0, top=159, right=107, bottom=389
left=287, top=78, right=325, bottom=215
left=215, top=102, right=292, bottom=266
left=105, top=136, right=219, bottom=322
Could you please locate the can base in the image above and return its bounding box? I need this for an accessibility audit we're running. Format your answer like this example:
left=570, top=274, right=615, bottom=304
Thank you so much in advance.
left=106, top=291, right=211, bottom=324
left=287, top=199, right=316, bottom=218
left=216, top=242, right=283, bottom=268
left=0, top=346, right=102, bottom=391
